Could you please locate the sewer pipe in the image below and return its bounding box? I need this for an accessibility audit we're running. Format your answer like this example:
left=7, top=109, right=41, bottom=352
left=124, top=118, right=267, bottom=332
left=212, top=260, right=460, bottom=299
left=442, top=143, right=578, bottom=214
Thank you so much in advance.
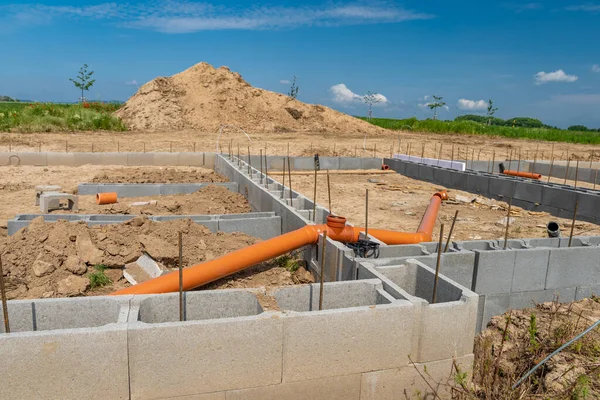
left=498, top=162, right=542, bottom=180
left=111, top=191, right=447, bottom=295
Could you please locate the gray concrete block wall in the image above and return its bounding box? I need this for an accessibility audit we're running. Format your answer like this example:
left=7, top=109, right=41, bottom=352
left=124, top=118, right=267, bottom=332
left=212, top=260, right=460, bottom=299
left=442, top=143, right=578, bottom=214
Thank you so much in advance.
left=384, top=157, right=600, bottom=223
left=0, top=152, right=215, bottom=167
left=77, top=182, right=238, bottom=196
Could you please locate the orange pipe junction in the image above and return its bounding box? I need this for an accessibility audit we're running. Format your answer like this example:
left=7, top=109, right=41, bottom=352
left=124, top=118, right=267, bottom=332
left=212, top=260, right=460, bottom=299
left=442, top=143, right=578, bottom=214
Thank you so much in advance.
left=502, top=170, right=542, bottom=180
left=111, top=191, right=447, bottom=296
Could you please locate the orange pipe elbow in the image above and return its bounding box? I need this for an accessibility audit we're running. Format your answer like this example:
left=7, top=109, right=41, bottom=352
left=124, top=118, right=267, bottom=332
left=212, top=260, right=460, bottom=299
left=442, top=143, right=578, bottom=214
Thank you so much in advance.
left=110, top=191, right=447, bottom=296
left=503, top=170, right=542, bottom=180
left=96, top=192, right=118, bottom=205
left=381, top=164, right=390, bottom=170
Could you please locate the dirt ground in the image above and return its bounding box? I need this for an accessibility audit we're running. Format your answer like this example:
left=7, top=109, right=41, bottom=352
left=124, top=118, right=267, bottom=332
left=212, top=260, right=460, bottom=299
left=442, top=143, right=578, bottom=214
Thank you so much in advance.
left=0, top=165, right=230, bottom=233
left=273, top=170, right=600, bottom=242
left=2, top=129, right=600, bottom=164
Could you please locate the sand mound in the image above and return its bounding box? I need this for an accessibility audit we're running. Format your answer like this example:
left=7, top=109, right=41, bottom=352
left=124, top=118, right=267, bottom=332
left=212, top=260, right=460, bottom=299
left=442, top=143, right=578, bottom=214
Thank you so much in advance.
left=115, top=62, right=386, bottom=135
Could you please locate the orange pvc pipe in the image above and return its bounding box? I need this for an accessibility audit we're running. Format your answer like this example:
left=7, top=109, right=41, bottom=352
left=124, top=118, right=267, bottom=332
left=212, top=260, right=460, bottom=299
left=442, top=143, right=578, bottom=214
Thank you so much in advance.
left=503, top=170, right=542, bottom=180
left=96, top=192, right=118, bottom=205
left=381, top=164, right=390, bottom=170
left=111, top=191, right=446, bottom=296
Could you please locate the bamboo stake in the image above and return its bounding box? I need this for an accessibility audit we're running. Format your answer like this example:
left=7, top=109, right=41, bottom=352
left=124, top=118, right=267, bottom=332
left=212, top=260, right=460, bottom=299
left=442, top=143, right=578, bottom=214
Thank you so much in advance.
left=247, top=145, right=252, bottom=177
left=318, top=231, right=328, bottom=311
left=264, top=149, right=269, bottom=189
left=282, top=159, right=286, bottom=200
left=432, top=224, right=445, bottom=304
left=313, top=160, right=318, bottom=222
left=503, top=184, right=515, bottom=250
left=548, top=157, right=554, bottom=183
left=437, top=143, right=443, bottom=167
left=365, top=189, right=369, bottom=238
left=564, top=157, right=571, bottom=185
left=594, top=169, right=598, bottom=191
left=444, top=211, right=459, bottom=252
left=491, top=150, right=495, bottom=174
left=574, top=160, right=580, bottom=188
left=259, top=149, right=264, bottom=184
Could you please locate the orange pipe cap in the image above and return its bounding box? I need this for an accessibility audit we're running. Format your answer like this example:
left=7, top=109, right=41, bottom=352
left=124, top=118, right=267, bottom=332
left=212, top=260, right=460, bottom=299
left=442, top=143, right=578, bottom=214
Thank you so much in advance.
left=96, top=192, right=118, bottom=205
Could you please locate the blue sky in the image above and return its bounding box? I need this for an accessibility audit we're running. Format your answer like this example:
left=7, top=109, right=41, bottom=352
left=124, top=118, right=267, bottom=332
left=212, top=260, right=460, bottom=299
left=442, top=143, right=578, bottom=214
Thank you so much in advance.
left=1, top=0, right=600, bottom=128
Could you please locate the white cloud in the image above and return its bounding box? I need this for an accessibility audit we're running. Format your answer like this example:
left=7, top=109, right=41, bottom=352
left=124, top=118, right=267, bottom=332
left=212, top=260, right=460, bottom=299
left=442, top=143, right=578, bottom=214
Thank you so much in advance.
left=329, top=83, right=388, bottom=105
left=125, top=80, right=138, bottom=86
left=458, top=99, right=487, bottom=110
left=280, top=80, right=290, bottom=84
left=0, top=1, right=434, bottom=33
left=534, top=69, right=578, bottom=85
left=566, top=4, right=600, bottom=12
left=592, top=64, right=600, bottom=73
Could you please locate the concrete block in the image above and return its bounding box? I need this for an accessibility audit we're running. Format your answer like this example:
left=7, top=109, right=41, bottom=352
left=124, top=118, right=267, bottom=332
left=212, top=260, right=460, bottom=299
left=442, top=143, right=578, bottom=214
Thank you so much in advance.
left=385, top=158, right=406, bottom=175
left=432, top=167, right=453, bottom=188
left=227, top=374, right=361, bottom=400
left=509, top=287, right=576, bottom=310
left=135, top=291, right=263, bottom=323
left=272, top=280, right=392, bottom=312
left=480, top=293, right=510, bottom=330
left=467, top=173, right=490, bottom=195
left=360, top=354, right=474, bottom=400
left=177, top=152, right=207, bottom=167
left=0, top=325, right=129, bottom=399
left=545, top=247, right=600, bottom=289
left=338, top=157, right=362, bottom=170
left=578, top=192, right=600, bottom=218
left=218, top=216, right=281, bottom=239
left=158, top=183, right=204, bottom=195
left=472, top=250, right=516, bottom=294
left=393, top=154, right=465, bottom=171
left=437, top=251, right=477, bottom=289
left=40, top=192, right=78, bottom=213
left=513, top=180, right=543, bottom=204
left=3, top=152, right=48, bottom=166
left=128, top=315, right=283, bottom=399
left=153, top=152, right=181, bottom=166
left=35, top=185, right=62, bottom=205
left=291, top=157, right=315, bottom=171
left=511, top=249, right=550, bottom=292
left=452, top=171, right=469, bottom=191
left=0, top=300, right=37, bottom=333
left=104, top=184, right=161, bottom=197
left=575, top=285, right=600, bottom=300
left=46, top=152, right=76, bottom=166
left=417, top=164, right=435, bottom=182
left=541, top=185, right=577, bottom=211
left=127, top=153, right=156, bottom=166
left=489, top=176, right=515, bottom=198
left=404, top=162, right=420, bottom=178
left=281, top=303, right=416, bottom=382
left=361, top=157, right=384, bottom=169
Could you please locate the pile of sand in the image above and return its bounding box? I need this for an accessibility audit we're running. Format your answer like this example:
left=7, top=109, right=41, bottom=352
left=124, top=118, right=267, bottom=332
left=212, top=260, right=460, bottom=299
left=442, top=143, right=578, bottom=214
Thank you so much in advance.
left=0, top=217, right=259, bottom=299
left=115, top=62, right=387, bottom=135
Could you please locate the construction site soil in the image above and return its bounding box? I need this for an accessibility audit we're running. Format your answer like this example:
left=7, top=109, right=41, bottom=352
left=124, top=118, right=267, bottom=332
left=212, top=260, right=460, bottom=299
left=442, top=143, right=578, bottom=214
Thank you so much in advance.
left=280, top=170, right=600, bottom=241
left=0, top=166, right=233, bottom=229
left=452, top=298, right=600, bottom=398
left=114, top=62, right=385, bottom=135
left=0, top=216, right=313, bottom=300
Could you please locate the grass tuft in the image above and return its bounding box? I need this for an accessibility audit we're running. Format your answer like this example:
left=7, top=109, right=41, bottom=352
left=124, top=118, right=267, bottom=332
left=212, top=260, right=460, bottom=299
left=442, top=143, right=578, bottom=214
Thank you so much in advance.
left=88, top=264, right=112, bottom=288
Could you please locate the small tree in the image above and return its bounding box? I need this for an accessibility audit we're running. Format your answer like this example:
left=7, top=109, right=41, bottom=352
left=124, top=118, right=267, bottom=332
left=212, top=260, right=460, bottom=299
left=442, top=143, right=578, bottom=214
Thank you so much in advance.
left=288, top=76, right=299, bottom=99
left=363, top=91, right=382, bottom=120
left=69, top=64, right=95, bottom=103
left=486, top=99, right=498, bottom=125
left=428, top=95, right=446, bottom=120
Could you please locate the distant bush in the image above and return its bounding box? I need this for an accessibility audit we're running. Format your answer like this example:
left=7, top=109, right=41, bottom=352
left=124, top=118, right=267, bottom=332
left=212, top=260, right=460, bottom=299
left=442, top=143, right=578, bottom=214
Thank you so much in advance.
left=568, top=125, right=589, bottom=131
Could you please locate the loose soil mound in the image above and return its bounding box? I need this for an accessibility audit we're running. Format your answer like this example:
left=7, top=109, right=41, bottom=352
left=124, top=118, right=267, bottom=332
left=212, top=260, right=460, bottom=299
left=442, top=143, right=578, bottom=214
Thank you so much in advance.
left=92, top=167, right=228, bottom=184
left=0, top=217, right=260, bottom=299
left=115, top=62, right=386, bottom=135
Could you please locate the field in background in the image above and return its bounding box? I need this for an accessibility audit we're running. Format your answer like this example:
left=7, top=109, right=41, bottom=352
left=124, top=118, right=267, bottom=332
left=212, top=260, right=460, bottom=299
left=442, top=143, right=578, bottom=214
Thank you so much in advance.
left=0, top=102, right=126, bottom=132
left=359, top=116, right=600, bottom=145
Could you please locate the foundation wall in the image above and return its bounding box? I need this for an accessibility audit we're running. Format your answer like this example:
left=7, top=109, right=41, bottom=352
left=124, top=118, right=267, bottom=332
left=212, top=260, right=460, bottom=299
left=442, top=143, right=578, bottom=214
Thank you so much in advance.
left=384, top=157, right=600, bottom=224
left=77, top=182, right=238, bottom=196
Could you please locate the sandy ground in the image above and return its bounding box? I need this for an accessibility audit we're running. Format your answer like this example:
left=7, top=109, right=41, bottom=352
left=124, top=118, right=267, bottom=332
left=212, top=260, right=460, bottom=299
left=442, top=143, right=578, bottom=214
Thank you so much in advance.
left=272, top=170, right=600, bottom=242
left=0, top=165, right=229, bottom=233
left=2, top=130, right=600, bottom=163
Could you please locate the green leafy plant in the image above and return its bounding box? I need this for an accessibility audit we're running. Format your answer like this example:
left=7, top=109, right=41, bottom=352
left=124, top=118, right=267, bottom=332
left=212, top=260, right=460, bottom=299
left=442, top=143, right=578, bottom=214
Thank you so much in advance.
left=428, top=95, right=446, bottom=120
left=528, top=313, right=540, bottom=353
left=572, top=374, right=591, bottom=400
left=487, top=99, right=498, bottom=125
left=88, top=264, right=112, bottom=288
left=274, top=254, right=300, bottom=272
left=288, top=76, right=299, bottom=100
left=69, top=64, right=96, bottom=103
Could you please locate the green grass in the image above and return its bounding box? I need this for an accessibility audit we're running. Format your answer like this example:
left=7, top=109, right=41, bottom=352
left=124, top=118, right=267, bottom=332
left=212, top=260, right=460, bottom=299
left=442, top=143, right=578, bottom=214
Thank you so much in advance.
left=358, top=116, right=600, bottom=144
left=0, top=102, right=126, bottom=132
left=88, top=264, right=112, bottom=288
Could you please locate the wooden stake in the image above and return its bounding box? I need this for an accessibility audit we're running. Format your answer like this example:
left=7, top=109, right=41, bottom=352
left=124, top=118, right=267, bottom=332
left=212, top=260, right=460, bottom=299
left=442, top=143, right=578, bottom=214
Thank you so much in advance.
left=594, top=169, right=598, bottom=191
left=247, top=145, right=252, bottom=177
left=287, top=142, right=290, bottom=158
left=374, top=143, right=377, bottom=157
left=326, top=169, right=332, bottom=215
left=318, top=231, right=328, bottom=311
left=444, top=211, right=459, bottom=252
left=450, top=144, right=454, bottom=167
left=193, top=142, right=195, bottom=153
left=264, top=149, right=269, bottom=190
left=178, top=232, right=184, bottom=322
left=550, top=143, right=554, bottom=161
left=0, top=256, right=9, bottom=333
left=491, top=150, right=495, bottom=174
left=282, top=159, right=286, bottom=200
left=432, top=224, right=445, bottom=304
left=437, top=143, right=443, bottom=166
left=420, top=143, right=425, bottom=162
left=143, top=142, right=146, bottom=153
left=568, top=197, right=580, bottom=247
left=117, top=141, right=120, bottom=153
left=65, top=141, right=68, bottom=153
